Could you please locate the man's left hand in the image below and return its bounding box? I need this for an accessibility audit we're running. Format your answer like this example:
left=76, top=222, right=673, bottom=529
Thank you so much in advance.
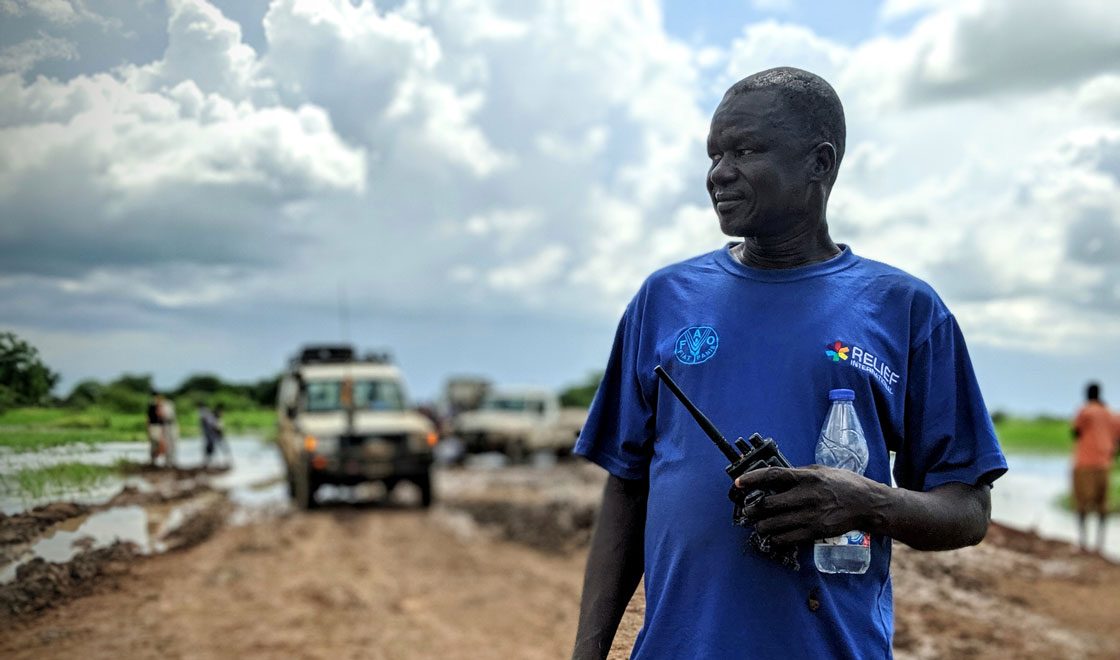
left=735, top=466, right=885, bottom=546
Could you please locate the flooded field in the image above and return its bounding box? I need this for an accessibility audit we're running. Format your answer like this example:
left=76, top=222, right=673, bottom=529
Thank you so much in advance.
left=1, top=437, right=1118, bottom=658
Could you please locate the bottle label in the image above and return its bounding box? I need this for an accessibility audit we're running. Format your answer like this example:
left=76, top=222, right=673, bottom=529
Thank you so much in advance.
left=818, top=530, right=870, bottom=547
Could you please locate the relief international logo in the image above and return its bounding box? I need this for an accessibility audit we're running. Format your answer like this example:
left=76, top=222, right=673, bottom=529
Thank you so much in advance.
left=825, top=341, right=849, bottom=362
left=826, top=339, right=900, bottom=393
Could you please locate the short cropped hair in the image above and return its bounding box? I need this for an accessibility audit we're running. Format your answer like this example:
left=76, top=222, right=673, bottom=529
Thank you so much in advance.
left=727, top=67, right=846, bottom=182
left=1087, top=382, right=1101, bottom=401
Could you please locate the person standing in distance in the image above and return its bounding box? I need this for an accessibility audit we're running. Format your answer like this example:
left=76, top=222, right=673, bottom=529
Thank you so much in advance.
left=147, top=391, right=165, bottom=466
left=572, top=67, right=1008, bottom=659
left=1071, top=382, right=1119, bottom=552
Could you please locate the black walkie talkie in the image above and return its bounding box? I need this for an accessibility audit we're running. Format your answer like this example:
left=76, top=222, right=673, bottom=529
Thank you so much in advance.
left=654, top=365, right=799, bottom=567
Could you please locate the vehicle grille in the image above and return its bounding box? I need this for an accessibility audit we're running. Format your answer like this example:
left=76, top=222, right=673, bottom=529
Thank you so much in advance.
left=341, top=434, right=407, bottom=448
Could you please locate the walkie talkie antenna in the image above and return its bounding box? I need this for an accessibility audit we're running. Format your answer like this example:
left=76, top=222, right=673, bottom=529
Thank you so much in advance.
left=654, top=365, right=740, bottom=463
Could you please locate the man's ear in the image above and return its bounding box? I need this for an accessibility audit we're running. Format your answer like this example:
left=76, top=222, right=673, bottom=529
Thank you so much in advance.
left=808, top=142, right=837, bottom=182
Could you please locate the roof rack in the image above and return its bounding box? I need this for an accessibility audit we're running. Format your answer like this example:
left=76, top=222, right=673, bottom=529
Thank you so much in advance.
left=291, top=344, right=393, bottom=368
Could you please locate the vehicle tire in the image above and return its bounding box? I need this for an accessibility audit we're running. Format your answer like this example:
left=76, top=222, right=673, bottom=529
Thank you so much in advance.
left=415, top=472, right=434, bottom=509
left=292, top=460, right=317, bottom=511
left=382, top=477, right=399, bottom=503
left=506, top=440, right=526, bottom=464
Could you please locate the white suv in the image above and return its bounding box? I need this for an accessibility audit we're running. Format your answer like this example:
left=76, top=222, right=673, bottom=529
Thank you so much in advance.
left=276, top=345, right=436, bottom=509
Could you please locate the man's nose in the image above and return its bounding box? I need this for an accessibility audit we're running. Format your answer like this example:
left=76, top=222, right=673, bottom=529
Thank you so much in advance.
left=708, top=155, right=736, bottom=187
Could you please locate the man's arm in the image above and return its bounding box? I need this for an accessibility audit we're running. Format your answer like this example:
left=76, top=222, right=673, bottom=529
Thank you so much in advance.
left=573, top=475, right=648, bottom=660
left=736, top=466, right=991, bottom=551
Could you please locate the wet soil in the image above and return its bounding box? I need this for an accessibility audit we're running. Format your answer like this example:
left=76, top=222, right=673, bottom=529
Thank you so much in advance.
left=1, top=462, right=1118, bottom=658
left=0, top=463, right=225, bottom=557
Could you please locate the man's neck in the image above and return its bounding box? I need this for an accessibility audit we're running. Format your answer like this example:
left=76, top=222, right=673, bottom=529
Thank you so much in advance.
left=733, top=225, right=840, bottom=269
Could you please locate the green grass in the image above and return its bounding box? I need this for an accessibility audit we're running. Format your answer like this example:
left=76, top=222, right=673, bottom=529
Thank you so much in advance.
left=993, top=416, right=1071, bottom=454
left=1055, top=466, right=1120, bottom=514
left=0, top=405, right=276, bottom=452
left=0, top=429, right=143, bottom=452
left=0, top=462, right=119, bottom=499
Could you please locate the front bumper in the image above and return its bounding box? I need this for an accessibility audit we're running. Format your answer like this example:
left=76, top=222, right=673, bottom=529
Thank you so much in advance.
left=457, top=431, right=527, bottom=453
left=305, top=443, right=432, bottom=484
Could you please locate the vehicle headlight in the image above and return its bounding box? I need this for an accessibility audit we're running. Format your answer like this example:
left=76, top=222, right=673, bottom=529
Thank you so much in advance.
left=303, top=434, right=339, bottom=455
left=409, top=431, right=438, bottom=453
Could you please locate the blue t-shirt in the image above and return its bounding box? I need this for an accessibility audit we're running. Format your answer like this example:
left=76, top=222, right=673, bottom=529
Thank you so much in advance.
left=574, top=244, right=1008, bottom=659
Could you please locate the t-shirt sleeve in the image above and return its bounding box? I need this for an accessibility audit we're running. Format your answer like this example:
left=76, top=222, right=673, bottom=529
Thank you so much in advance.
left=1073, top=408, right=1087, bottom=435
left=893, top=314, right=1008, bottom=492
left=573, top=293, right=656, bottom=480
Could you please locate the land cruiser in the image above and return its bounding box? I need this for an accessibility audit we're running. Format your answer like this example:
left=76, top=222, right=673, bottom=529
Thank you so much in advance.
left=451, top=387, right=587, bottom=461
left=276, top=345, right=437, bottom=509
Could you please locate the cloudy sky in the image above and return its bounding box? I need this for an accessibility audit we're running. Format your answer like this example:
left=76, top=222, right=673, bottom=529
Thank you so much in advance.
left=1, top=0, right=1118, bottom=414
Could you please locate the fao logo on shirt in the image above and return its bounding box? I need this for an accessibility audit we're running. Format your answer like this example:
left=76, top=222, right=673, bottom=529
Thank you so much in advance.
left=675, top=326, right=719, bottom=365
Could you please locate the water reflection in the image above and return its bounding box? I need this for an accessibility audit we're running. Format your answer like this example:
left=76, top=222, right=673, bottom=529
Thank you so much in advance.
left=0, top=505, right=149, bottom=583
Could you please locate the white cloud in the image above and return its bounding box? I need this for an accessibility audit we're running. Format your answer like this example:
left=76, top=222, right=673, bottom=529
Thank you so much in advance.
left=1077, top=74, right=1120, bottom=120
left=723, top=21, right=847, bottom=90
left=1, top=0, right=1119, bottom=407
left=850, top=0, right=1120, bottom=106
left=128, top=0, right=262, bottom=101
left=0, top=32, right=77, bottom=74
left=0, top=46, right=365, bottom=277
left=0, top=0, right=117, bottom=29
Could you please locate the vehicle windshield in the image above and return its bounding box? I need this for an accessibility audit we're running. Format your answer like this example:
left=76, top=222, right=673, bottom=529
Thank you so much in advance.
left=303, top=379, right=406, bottom=412
left=482, top=396, right=545, bottom=414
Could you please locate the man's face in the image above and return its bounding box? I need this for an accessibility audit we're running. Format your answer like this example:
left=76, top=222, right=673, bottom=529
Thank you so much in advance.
left=706, top=89, right=812, bottom=238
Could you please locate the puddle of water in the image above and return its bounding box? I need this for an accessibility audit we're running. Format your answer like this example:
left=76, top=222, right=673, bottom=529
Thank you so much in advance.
left=0, top=505, right=150, bottom=584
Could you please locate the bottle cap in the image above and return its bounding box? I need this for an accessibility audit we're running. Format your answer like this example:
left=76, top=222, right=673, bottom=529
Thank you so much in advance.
left=828, top=388, right=855, bottom=401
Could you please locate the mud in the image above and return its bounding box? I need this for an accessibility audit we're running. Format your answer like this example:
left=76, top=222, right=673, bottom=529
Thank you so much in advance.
left=0, top=543, right=136, bottom=618
left=0, top=503, right=88, bottom=551
left=1, top=461, right=1118, bottom=659
left=0, top=469, right=234, bottom=626
left=0, top=471, right=219, bottom=568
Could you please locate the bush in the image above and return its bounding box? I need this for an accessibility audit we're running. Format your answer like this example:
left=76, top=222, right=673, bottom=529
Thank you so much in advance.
left=560, top=371, right=603, bottom=408
left=99, top=385, right=150, bottom=414
left=65, top=380, right=106, bottom=408
left=0, top=332, right=59, bottom=410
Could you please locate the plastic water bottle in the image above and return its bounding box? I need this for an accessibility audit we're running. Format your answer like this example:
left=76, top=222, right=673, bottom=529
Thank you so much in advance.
left=814, top=388, right=871, bottom=575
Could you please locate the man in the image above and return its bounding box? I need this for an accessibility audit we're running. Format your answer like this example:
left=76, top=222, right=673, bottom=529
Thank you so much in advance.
left=147, top=391, right=165, bottom=466
left=198, top=402, right=219, bottom=468
left=1071, top=382, right=1118, bottom=551
left=159, top=394, right=179, bottom=468
left=211, top=403, right=232, bottom=468
left=572, top=68, right=1007, bottom=659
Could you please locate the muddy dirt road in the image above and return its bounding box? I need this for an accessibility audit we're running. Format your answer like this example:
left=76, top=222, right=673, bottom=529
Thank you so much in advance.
left=2, top=463, right=1120, bottom=659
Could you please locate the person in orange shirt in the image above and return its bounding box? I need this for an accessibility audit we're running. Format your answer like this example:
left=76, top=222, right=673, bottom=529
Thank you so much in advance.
left=1071, top=382, right=1119, bottom=551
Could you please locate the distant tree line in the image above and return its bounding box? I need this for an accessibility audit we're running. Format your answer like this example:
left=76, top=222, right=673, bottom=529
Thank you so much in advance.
left=560, top=371, right=603, bottom=408
left=64, top=372, right=280, bottom=412
left=0, top=330, right=277, bottom=413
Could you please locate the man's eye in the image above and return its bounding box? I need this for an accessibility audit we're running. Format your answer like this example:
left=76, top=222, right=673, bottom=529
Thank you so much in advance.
left=736, top=149, right=753, bottom=157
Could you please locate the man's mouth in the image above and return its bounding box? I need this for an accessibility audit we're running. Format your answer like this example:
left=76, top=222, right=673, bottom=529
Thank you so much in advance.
left=713, top=191, right=745, bottom=213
